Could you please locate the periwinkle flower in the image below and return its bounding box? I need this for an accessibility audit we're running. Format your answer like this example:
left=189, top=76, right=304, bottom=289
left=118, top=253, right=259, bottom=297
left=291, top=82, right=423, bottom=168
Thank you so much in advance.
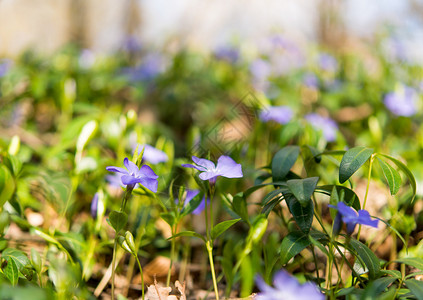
left=122, top=54, right=164, bottom=82
left=0, top=59, right=13, bottom=78
left=182, top=155, right=243, bottom=184
left=214, top=46, right=239, bottom=63
left=318, top=53, right=338, bottom=72
left=250, top=58, right=272, bottom=91
left=384, top=85, right=418, bottom=117
left=136, top=144, right=168, bottom=164
left=259, top=106, right=293, bottom=124
left=106, top=173, right=124, bottom=188
left=122, top=35, right=142, bottom=53
left=305, top=113, right=338, bottom=142
left=106, top=157, right=158, bottom=192
left=91, top=193, right=99, bottom=219
left=256, top=269, right=324, bottom=300
left=303, top=72, right=319, bottom=89
left=328, top=202, right=379, bottom=235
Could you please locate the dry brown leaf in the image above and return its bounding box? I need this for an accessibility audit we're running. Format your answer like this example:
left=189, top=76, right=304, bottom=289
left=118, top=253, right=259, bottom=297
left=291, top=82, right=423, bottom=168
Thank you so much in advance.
left=145, top=278, right=172, bottom=300
left=175, top=280, right=186, bottom=300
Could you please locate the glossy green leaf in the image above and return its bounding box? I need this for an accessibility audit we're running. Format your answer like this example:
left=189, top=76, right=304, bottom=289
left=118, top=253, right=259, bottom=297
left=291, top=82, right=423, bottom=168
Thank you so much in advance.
left=169, top=231, right=206, bottom=243
left=271, top=146, right=300, bottom=182
left=286, top=177, right=319, bottom=207
left=285, top=194, right=314, bottom=234
left=261, top=197, right=283, bottom=217
left=31, top=248, right=42, bottom=274
left=0, top=165, right=16, bottom=207
left=4, top=258, right=19, bottom=286
left=246, top=215, right=268, bottom=245
left=108, top=211, right=128, bottom=233
left=2, top=248, right=31, bottom=271
left=280, top=231, right=310, bottom=264
left=211, top=218, right=241, bottom=240
left=315, top=185, right=361, bottom=211
left=377, top=157, right=402, bottom=195
left=160, top=212, right=175, bottom=227
left=339, top=146, right=374, bottom=183
left=405, top=279, right=423, bottom=300
left=3, top=155, right=22, bottom=177
left=380, top=269, right=401, bottom=278
left=395, top=257, right=423, bottom=271
left=261, top=188, right=286, bottom=205
left=231, top=193, right=249, bottom=224
left=377, top=153, right=417, bottom=202
left=180, top=192, right=203, bottom=217
left=362, top=277, right=397, bottom=299
left=348, top=238, right=380, bottom=279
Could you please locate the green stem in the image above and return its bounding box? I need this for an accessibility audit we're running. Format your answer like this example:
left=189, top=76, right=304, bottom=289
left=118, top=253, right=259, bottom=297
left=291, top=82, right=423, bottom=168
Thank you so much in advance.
left=135, top=255, right=145, bottom=300
left=311, top=245, right=321, bottom=287
left=111, top=237, right=118, bottom=300
left=166, top=224, right=176, bottom=286
left=206, top=240, right=220, bottom=300
left=357, top=154, right=374, bottom=241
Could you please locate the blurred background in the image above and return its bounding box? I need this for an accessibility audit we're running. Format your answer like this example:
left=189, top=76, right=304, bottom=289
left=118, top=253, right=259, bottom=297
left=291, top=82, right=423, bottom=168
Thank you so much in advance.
left=1, top=0, right=423, bottom=58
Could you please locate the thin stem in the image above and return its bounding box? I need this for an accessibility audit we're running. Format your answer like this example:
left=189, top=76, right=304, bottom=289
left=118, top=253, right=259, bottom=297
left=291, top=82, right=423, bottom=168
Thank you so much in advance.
left=206, top=240, right=220, bottom=300
left=166, top=224, right=176, bottom=286
left=357, top=154, right=374, bottom=240
left=311, top=245, right=321, bottom=286
left=135, top=255, right=145, bottom=300
left=111, top=237, right=118, bottom=300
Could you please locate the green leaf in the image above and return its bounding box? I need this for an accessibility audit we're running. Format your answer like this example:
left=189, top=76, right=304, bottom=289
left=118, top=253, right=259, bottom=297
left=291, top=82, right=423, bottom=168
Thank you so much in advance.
left=377, top=153, right=417, bottom=202
left=395, top=257, right=423, bottom=271
left=31, top=249, right=42, bottom=274
left=348, top=239, right=381, bottom=279
left=246, top=215, right=268, bottom=245
left=0, top=165, right=16, bottom=207
left=231, top=193, right=249, bottom=224
left=271, top=146, right=300, bottom=182
left=261, top=197, right=283, bottom=217
left=180, top=192, right=203, bottom=217
left=108, top=211, right=128, bottom=233
left=160, top=212, right=175, bottom=227
left=211, top=219, right=241, bottom=240
left=377, top=158, right=402, bottom=195
left=339, top=146, right=374, bottom=184
left=285, top=194, right=314, bottom=234
left=261, top=188, right=286, bottom=205
left=280, top=231, right=310, bottom=264
left=315, top=185, right=361, bottom=211
left=3, top=155, right=22, bottom=177
left=286, top=177, right=319, bottom=207
left=380, top=270, right=402, bottom=278
left=168, top=231, right=206, bottom=243
left=4, top=258, right=19, bottom=286
left=362, top=277, right=397, bottom=299
left=405, top=279, right=423, bottom=300
left=2, top=248, right=31, bottom=271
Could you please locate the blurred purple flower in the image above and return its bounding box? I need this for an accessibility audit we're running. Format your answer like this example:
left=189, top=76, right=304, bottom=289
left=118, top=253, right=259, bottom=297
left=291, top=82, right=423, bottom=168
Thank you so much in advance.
left=328, top=202, right=378, bottom=235
left=182, top=155, right=243, bottom=184
left=178, top=190, right=208, bottom=215
left=91, top=193, right=99, bottom=219
left=106, top=173, right=124, bottom=188
left=214, top=46, right=239, bottom=63
left=79, top=49, right=96, bottom=69
left=384, top=85, right=418, bottom=117
left=303, top=72, right=319, bottom=89
left=259, top=106, right=293, bottom=124
left=136, top=144, right=168, bottom=164
left=122, top=35, right=142, bottom=53
left=319, top=53, right=338, bottom=72
left=0, top=59, right=13, bottom=78
left=256, top=269, right=324, bottom=300
left=106, top=157, right=158, bottom=192
left=122, top=54, right=164, bottom=82
left=305, top=113, right=338, bottom=142
left=250, top=58, right=272, bottom=92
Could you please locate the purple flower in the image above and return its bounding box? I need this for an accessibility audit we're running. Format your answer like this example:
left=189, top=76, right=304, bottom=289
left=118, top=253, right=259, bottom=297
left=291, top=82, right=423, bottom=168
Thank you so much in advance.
left=250, top=58, right=272, bottom=91
left=328, top=202, right=379, bottom=235
left=305, top=113, right=338, bottom=142
left=91, top=193, right=99, bottom=218
left=318, top=53, right=338, bottom=72
left=256, top=269, right=324, bottom=300
left=303, top=72, right=319, bottom=89
left=122, top=54, right=164, bottom=82
left=79, top=49, right=96, bottom=69
left=122, top=35, right=142, bottom=53
left=106, top=173, right=124, bottom=188
left=259, top=106, right=293, bottom=124
left=106, top=157, right=158, bottom=192
left=182, top=155, right=243, bottom=184
left=384, top=85, right=418, bottom=117
left=0, top=59, right=13, bottom=78
left=214, top=46, right=239, bottom=63
left=137, top=144, right=168, bottom=164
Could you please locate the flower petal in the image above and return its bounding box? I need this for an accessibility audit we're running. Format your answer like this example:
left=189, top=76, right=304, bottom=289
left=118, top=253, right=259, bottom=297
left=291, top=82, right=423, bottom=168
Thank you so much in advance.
left=255, top=275, right=276, bottom=294
left=191, top=156, right=215, bottom=170
left=216, top=155, right=243, bottom=178
left=106, top=166, right=128, bottom=174
left=139, top=177, right=158, bottom=193
left=138, top=165, right=159, bottom=179
left=124, top=157, right=139, bottom=175
left=199, top=170, right=220, bottom=181
left=357, top=210, right=379, bottom=228
left=141, top=144, right=168, bottom=164
left=182, top=163, right=205, bottom=171
left=121, top=175, right=141, bottom=185
left=273, top=270, right=299, bottom=291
